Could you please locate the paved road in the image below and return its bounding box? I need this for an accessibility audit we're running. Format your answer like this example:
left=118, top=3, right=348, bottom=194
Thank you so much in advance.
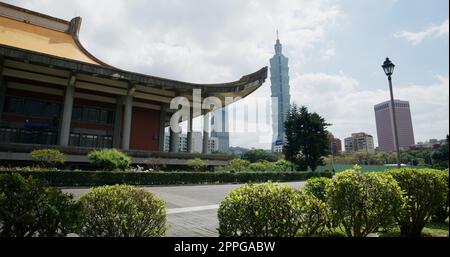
left=63, top=181, right=306, bottom=237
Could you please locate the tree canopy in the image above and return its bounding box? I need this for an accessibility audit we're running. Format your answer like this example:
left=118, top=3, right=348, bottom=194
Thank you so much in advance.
left=283, top=105, right=330, bottom=171
left=242, top=148, right=278, bottom=163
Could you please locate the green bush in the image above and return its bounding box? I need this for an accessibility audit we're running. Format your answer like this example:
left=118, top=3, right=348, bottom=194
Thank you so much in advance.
left=0, top=173, right=81, bottom=237
left=387, top=168, right=448, bottom=236
left=87, top=149, right=131, bottom=171
left=187, top=158, right=206, bottom=171
left=432, top=170, right=449, bottom=223
left=30, top=149, right=66, bottom=168
left=303, top=177, right=331, bottom=202
left=274, top=160, right=293, bottom=172
left=229, top=158, right=250, bottom=173
left=79, top=185, right=167, bottom=237
left=3, top=170, right=333, bottom=187
left=248, top=161, right=270, bottom=172
left=326, top=171, right=405, bottom=237
left=218, top=182, right=328, bottom=237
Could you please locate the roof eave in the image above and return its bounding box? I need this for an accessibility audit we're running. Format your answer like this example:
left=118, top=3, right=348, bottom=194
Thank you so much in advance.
left=0, top=44, right=267, bottom=94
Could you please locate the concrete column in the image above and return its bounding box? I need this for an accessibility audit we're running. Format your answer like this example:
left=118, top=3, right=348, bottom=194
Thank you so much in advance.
left=187, top=107, right=193, bottom=153
left=0, top=73, right=5, bottom=122
left=202, top=110, right=210, bottom=154
left=122, top=94, right=133, bottom=150
left=169, top=128, right=179, bottom=153
left=58, top=75, right=76, bottom=146
left=113, top=96, right=124, bottom=148
left=158, top=104, right=167, bottom=151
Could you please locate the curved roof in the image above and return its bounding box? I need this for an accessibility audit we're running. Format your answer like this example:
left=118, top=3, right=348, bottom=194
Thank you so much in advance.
left=0, top=2, right=267, bottom=94
left=0, top=16, right=100, bottom=65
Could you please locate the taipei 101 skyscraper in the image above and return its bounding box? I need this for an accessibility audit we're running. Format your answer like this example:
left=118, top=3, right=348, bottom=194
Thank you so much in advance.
left=270, top=31, right=291, bottom=152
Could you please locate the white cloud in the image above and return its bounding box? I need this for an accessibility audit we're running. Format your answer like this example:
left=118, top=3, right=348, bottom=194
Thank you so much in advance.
left=395, top=19, right=449, bottom=45
left=4, top=0, right=448, bottom=150
left=231, top=73, right=449, bottom=149
left=320, top=47, right=336, bottom=60
left=4, top=0, right=341, bottom=82
left=289, top=73, right=449, bottom=148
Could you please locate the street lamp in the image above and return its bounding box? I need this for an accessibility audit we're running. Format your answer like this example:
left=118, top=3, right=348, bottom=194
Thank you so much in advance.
left=382, top=57, right=401, bottom=168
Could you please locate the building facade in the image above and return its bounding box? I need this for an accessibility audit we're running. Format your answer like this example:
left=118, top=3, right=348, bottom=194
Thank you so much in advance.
left=210, top=107, right=230, bottom=153
left=164, top=132, right=218, bottom=153
left=0, top=2, right=267, bottom=165
left=410, top=138, right=447, bottom=149
left=344, top=132, right=375, bottom=153
left=327, top=132, right=342, bottom=155
left=270, top=33, right=290, bottom=152
left=374, top=99, right=415, bottom=152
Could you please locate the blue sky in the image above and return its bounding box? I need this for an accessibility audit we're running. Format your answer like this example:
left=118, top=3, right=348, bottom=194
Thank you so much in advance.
left=304, top=0, right=449, bottom=87
left=5, top=0, right=449, bottom=149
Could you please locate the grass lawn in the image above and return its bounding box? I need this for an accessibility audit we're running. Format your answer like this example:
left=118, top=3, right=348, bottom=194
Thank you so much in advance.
left=380, top=220, right=449, bottom=237
left=421, top=222, right=449, bottom=237
left=319, top=220, right=449, bottom=237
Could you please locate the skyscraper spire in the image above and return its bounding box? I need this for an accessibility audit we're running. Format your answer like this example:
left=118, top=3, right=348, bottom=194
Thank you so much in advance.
left=270, top=30, right=290, bottom=152
left=274, top=30, right=282, bottom=54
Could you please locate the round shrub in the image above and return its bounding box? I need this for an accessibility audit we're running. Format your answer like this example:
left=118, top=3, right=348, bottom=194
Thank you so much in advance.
left=87, top=148, right=131, bottom=171
left=274, top=159, right=293, bottom=172
left=79, top=185, right=167, bottom=237
left=304, top=177, right=331, bottom=202
left=218, top=182, right=328, bottom=237
left=229, top=158, right=250, bottom=173
left=0, top=173, right=81, bottom=237
left=187, top=158, right=206, bottom=171
left=387, top=168, right=448, bottom=236
left=326, top=171, right=405, bottom=237
left=432, top=170, right=449, bottom=223
left=248, top=162, right=269, bottom=172
left=30, top=149, right=66, bottom=168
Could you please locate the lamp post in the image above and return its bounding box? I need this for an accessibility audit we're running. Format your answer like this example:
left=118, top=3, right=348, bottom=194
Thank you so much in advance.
left=382, top=57, right=401, bottom=168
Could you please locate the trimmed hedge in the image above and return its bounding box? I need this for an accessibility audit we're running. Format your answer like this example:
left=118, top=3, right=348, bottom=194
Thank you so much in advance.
left=326, top=171, right=405, bottom=237
left=387, top=168, right=448, bottom=236
left=0, top=173, right=81, bottom=237
left=218, top=183, right=328, bottom=237
left=87, top=149, right=131, bottom=171
left=0, top=171, right=333, bottom=187
left=79, top=185, right=167, bottom=237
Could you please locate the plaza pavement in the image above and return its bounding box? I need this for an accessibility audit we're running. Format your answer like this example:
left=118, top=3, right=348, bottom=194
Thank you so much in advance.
left=62, top=181, right=306, bottom=237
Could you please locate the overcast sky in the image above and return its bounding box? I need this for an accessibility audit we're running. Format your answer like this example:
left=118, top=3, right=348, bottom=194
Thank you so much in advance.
left=6, top=0, right=449, bottom=149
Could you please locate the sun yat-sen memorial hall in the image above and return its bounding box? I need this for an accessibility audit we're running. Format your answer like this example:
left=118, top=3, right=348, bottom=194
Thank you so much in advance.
left=0, top=2, right=267, bottom=166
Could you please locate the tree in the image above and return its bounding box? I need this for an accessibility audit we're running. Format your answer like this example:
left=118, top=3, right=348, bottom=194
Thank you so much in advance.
left=229, top=158, right=250, bottom=173
left=242, top=149, right=278, bottom=163
left=431, top=134, right=449, bottom=170
left=187, top=158, right=206, bottom=171
left=283, top=105, right=330, bottom=172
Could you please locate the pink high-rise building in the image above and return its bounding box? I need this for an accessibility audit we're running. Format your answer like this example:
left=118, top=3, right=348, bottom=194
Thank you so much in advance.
left=374, top=100, right=415, bottom=152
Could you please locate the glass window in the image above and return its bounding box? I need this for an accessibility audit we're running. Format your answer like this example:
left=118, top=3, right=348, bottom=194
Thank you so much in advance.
left=107, top=111, right=115, bottom=124
left=81, top=134, right=98, bottom=148
left=99, top=110, right=108, bottom=123
left=10, top=97, right=24, bottom=114
left=69, top=133, right=80, bottom=146
left=72, top=106, right=82, bottom=121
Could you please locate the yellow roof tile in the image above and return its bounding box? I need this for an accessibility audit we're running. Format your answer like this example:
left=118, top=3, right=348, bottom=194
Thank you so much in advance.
left=0, top=16, right=100, bottom=65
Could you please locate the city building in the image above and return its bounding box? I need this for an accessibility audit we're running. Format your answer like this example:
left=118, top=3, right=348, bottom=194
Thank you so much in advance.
left=210, top=107, right=230, bottom=153
left=374, top=99, right=415, bottom=151
left=327, top=132, right=342, bottom=155
left=410, top=138, right=447, bottom=149
left=270, top=31, right=291, bottom=152
left=229, top=146, right=249, bottom=155
left=164, top=132, right=218, bottom=153
left=0, top=2, right=267, bottom=166
left=344, top=132, right=375, bottom=153
left=273, top=143, right=283, bottom=153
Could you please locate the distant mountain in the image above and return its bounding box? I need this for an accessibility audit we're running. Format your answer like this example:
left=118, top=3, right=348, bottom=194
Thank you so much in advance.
left=229, top=146, right=250, bottom=155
